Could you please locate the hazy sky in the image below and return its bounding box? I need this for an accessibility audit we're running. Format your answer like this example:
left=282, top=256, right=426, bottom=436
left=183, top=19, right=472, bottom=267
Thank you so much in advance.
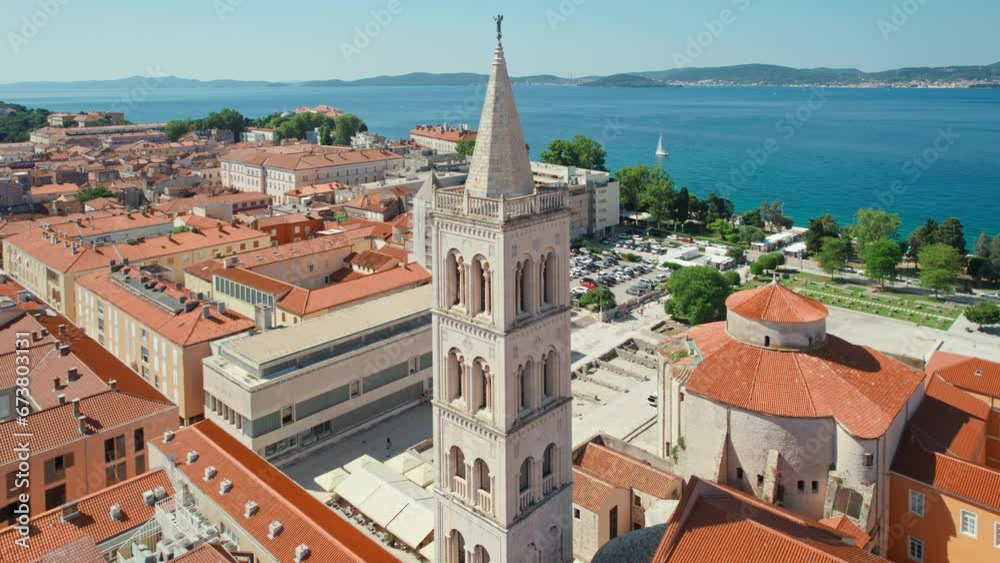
left=3, top=0, right=998, bottom=82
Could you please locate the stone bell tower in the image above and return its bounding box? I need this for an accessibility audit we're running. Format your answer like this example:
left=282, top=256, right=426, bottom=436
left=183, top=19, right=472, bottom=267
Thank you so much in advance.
left=431, top=15, right=573, bottom=563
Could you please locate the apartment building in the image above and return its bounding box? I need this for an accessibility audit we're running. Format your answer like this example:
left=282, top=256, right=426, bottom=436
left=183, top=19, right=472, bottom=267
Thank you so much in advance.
left=532, top=162, right=621, bottom=239
left=2, top=216, right=270, bottom=321
left=248, top=212, right=324, bottom=245
left=409, top=124, right=477, bottom=154
left=153, top=192, right=272, bottom=217
left=74, top=264, right=254, bottom=423
left=0, top=388, right=177, bottom=522
left=201, top=285, right=432, bottom=461
left=220, top=145, right=405, bottom=200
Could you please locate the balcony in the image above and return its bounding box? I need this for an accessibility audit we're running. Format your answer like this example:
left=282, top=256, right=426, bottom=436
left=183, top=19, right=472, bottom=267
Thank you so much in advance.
left=451, top=475, right=469, bottom=501
left=477, top=489, right=493, bottom=516
left=519, top=489, right=533, bottom=512
left=542, top=474, right=555, bottom=496
left=434, top=186, right=566, bottom=222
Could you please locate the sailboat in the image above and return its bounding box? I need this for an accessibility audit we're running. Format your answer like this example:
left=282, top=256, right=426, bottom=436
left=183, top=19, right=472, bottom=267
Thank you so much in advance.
left=656, top=133, right=668, bottom=157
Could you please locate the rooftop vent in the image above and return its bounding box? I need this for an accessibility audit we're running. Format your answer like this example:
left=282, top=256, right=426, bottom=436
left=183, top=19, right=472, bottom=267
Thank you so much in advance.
left=67, top=367, right=79, bottom=381
left=163, top=430, right=175, bottom=443
left=294, top=544, right=310, bottom=562
left=59, top=502, right=81, bottom=522
left=268, top=520, right=283, bottom=539
left=203, top=465, right=217, bottom=481
left=975, top=369, right=983, bottom=377
left=153, top=486, right=166, bottom=500
left=244, top=500, right=259, bottom=519
left=142, top=490, right=156, bottom=505
left=186, top=450, right=199, bottom=464
left=109, top=503, right=122, bottom=521
left=219, top=478, right=233, bottom=495
left=109, top=379, right=117, bottom=391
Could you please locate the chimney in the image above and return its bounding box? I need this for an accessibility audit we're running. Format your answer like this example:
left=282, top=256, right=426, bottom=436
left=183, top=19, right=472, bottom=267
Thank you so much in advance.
left=294, top=544, right=310, bottom=562
left=219, top=478, right=233, bottom=495
left=57, top=394, right=66, bottom=405
left=77, top=415, right=87, bottom=435
left=154, top=486, right=166, bottom=500
left=58, top=344, right=70, bottom=356
left=163, top=429, right=175, bottom=443
left=53, top=376, right=60, bottom=390
left=201, top=305, right=211, bottom=318
left=203, top=465, right=217, bottom=481
left=108, top=379, right=117, bottom=391
left=71, top=397, right=81, bottom=418
left=58, top=324, right=67, bottom=336
left=268, top=520, right=283, bottom=539
left=67, top=367, right=79, bottom=381
left=244, top=500, right=259, bottom=519
left=217, top=302, right=226, bottom=315
left=40, top=328, right=49, bottom=337
left=186, top=450, right=199, bottom=464
left=255, top=303, right=273, bottom=333
left=142, top=490, right=156, bottom=505
left=109, top=503, right=122, bottom=521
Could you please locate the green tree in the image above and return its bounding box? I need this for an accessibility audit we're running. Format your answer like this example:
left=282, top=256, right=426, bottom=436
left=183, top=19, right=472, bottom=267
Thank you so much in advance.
left=672, top=186, right=690, bottom=226
left=973, top=231, right=992, bottom=259
left=853, top=209, right=902, bottom=254
left=750, top=262, right=765, bottom=277
left=455, top=139, right=476, bottom=157
left=722, top=271, right=742, bottom=287
left=907, top=218, right=939, bottom=261
left=804, top=214, right=840, bottom=253
left=0, top=102, right=51, bottom=142
left=614, top=165, right=660, bottom=211
left=965, top=300, right=1000, bottom=328
left=739, top=209, right=765, bottom=229
left=917, top=243, right=963, bottom=297
left=579, top=286, right=616, bottom=310
left=863, top=238, right=903, bottom=288
left=664, top=266, right=733, bottom=325
left=760, top=200, right=791, bottom=231
left=737, top=225, right=766, bottom=245
left=164, top=119, right=196, bottom=142
left=936, top=217, right=967, bottom=256
left=991, top=236, right=1000, bottom=281
left=640, top=172, right=676, bottom=228
left=540, top=134, right=607, bottom=171
left=817, top=237, right=851, bottom=278
left=200, top=108, right=249, bottom=139
left=707, top=218, right=733, bottom=237
left=754, top=252, right=785, bottom=274
left=77, top=186, right=115, bottom=203
left=704, top=193, right=735, bottom=223
left=334, top=113, right=368, bottom=146
left=318, top=123, right=333, bottom=145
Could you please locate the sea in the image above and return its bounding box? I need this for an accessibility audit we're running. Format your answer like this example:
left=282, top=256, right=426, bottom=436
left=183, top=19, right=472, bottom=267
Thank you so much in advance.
left=2, top=84, right=998, bottom=241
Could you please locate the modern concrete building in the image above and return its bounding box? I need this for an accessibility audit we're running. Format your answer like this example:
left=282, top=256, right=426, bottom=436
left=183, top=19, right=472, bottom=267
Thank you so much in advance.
left=656, top=281, right=926, bottom=553
left=431, top=24, right=574, bottom=562
left=531, top=162, right=620, bottom=240
left=220, top=145, right=405, bottom=200
left=201, top=285, right=433, bottom=461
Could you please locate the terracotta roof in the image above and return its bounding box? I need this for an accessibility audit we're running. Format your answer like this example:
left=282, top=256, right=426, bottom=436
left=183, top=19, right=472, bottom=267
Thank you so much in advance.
left=31, top=183, right=79, bottom=197
left=684, top=322, right=924, bottom=439
left=0, top=470, right=175, bottom=563
left=892, top=431, right=1000, bottom=511
left=819, top=516, right=871, bottom=549
left=0, top=390, right=176, bottom=464
left=223, top=147, right=401, bottom=171
left=215, top=267, right=294, bottom=297
left=349, top=249, right=398, bottom=272
left=184, top=236, right=351, bottom=282
left=153, top=192, right=269, bottom=214
left=572, top=467, right=618, bottom=512
left=926, top=350, right=1000, bottom=399
left=173, top=543, right=240, bottom=563
left=48, top=211, right=171, bottom=239
left=285, top=181, right=347, bottom=196
left=341, top=191, right=398, bottom=212
left=907, top=375, right=989, bottom=462
left=576, top=442, right=680, bottom=499
left=409, top=125, right=477, bottom=143
left=253, top=212, right=321, bottom=229
left=725, top=282, right=829, bottom=323
left=651, top=478, right=886, bottom=563
left=153, top=421, right=393, bottom=562
left=84, top=196, right=121, bottom=210
left=76, top=270, right=255, bottom=347
left=277, top=262, right=430, bottom=316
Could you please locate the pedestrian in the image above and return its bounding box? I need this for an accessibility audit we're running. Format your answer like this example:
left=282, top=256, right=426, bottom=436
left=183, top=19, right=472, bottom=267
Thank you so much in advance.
left=386, top=436, right=392, bottom=450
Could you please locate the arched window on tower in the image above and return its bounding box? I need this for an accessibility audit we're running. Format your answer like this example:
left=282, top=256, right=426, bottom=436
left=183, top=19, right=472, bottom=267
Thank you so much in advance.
left=542, top=443, right=557, bottom=495
left=446, top=252, right=465, bottom=308
left=541, top=251, right=556, bottom=306
left=518, top=360, right=533, bottom=412
left=449, top=530, right=466, bottom=563
left=519, top=257, right=533, bottom=314
left=519, top=457, right=533, bottom=494
left=451, top=446, right=466, bottom=480
left=542, top=351, right=556, bottom=401
left=448, top=350, right=465, bottom=403
left=471, top=257, right=491, bottom=316
left=473, top=359, right=489, bottom=413
left=474, top=545, right=490, bottom=563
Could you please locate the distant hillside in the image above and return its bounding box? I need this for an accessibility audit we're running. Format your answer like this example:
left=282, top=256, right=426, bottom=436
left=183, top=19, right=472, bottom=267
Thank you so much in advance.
left=0, top=101, right=50, bottom=142
left=3, top=61, right=999, bottom=90
left=579, top=74, right=673, bottom=88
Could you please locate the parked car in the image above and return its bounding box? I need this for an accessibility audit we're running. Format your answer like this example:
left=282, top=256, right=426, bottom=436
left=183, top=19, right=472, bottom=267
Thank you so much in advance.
left=647, top=393, right=658, bottom=407
left=655, top=273, right=669, bottom=283
left=581, top=280, right=598, bottom=290
left=571, top=286, right=588, bottom=297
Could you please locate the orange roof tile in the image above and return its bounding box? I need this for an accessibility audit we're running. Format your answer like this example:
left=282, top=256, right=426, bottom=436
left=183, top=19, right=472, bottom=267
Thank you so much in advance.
left=0, top=390, right=176, bottom=465
left=572, top=467, right=618, bottom=512
left=30, top=183, right=79, bottom=197
left=349, top=249, right=398, bottom=271
left=0, top=334, right=110, bottom=410
left=576, top=442, right=680, bottom=499
left=685, top=322, right=924, bottom=439
left=726, top=282, right=829, bottom=323
left=892, top=431, right=1000, bottom=510
left=153, top=421, right=393, bottom=562
left=184, top=236, right=351, bottom=282
left=0, top=470, right=175, bottom=563
left=277, top=262, right=429, bottom=316
left=409, top=125, right=478, bottom=143
left=908, top=375, right=988, bottom=462
left=651, top=478, right=886, bottom=563
left=926, top=350, right=1000, bottom=399
left=223, top=147, right=401, bottom=171
left=819, top=515, right=871, bottom=548
left=172, top=543, right=240, bottom=563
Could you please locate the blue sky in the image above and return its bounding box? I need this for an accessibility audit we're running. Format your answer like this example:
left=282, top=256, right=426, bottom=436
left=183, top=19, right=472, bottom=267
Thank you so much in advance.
left=3, top=0, right=998, bottom=82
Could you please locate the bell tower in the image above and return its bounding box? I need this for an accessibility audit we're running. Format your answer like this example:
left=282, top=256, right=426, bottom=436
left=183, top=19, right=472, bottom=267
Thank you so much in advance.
left=431, top=16, right=573, bottom=563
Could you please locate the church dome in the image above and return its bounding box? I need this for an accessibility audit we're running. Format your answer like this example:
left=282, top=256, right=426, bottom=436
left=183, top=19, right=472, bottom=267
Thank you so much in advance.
left=725, top=281, right=828, bottom=324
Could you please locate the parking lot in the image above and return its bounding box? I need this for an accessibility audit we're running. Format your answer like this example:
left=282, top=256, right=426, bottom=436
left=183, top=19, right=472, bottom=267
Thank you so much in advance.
left=570, top=233, right=673, bottom=306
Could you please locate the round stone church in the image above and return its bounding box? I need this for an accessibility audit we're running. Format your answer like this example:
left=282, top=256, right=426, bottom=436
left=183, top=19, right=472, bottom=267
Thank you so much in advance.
left=655, top=281, right=925, bottom=545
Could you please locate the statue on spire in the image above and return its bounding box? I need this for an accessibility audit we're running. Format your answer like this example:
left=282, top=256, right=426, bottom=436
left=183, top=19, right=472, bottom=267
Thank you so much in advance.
left=494, top=14, right=503, bottom=41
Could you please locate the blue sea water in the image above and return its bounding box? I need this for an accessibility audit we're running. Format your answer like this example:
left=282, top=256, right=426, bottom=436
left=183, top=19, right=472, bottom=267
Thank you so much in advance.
left=1, top=84, right=998, bottom=241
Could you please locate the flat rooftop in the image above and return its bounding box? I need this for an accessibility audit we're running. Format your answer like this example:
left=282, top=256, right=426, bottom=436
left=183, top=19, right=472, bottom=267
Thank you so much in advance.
left=210, top=284, right=432, bottom=383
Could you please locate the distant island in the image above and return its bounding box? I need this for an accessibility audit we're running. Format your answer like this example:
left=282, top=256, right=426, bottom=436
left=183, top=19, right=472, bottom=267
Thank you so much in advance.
left=579, top=74, right=677, bottom=88
left=2, top=61, right=998, bottom=90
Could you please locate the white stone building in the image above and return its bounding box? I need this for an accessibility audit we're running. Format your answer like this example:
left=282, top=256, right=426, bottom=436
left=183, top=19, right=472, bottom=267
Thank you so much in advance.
left=531, top=162, right=620, bottom=240
left=655, top=281, right=926, bottom=553
left=432, top=24, right=573, bottom=563
left=220, top=146, right=405, bottom=200
left=410, top=124, right=477, bottom=154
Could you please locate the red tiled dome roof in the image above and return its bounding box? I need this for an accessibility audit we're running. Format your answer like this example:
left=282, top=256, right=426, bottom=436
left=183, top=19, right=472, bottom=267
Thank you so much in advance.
left=726, top=283, right=828, bottom=323
left=683, top=322, right=923, bottom=438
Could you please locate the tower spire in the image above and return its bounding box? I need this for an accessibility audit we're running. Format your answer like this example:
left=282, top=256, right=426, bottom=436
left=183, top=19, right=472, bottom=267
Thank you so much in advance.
left=465, top=15, right=535, bottom=200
